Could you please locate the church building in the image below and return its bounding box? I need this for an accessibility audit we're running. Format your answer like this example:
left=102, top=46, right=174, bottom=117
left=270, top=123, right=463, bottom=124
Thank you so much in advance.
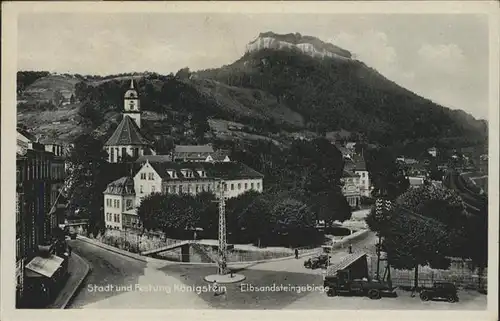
left=104, top=79, right=156, bottom=163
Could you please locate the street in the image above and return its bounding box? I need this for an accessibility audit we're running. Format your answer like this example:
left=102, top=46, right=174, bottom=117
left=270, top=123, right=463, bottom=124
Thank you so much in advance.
left=67, top=239, right=147, bottom=308
left=66, top=231, right=486, bottom=310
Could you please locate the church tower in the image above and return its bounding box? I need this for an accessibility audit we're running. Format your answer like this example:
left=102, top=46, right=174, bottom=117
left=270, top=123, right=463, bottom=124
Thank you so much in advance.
left=104, top=78, right=155, bottom=163
left=124, top=79, right=141, bottom=128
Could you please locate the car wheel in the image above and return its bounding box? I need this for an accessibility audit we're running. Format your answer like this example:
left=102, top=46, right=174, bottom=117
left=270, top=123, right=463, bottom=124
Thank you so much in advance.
left=420, top=292, right=429, bottom=301
left=327, top=288, right=336, bottom=297
left=447, top=295, right=457, bottom=303
left=368, top=289, right=381, bottom=300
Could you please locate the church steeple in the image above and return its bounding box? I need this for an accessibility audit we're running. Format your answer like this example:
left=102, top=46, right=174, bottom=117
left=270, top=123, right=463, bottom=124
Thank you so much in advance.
left=123, top=78, right=141, bottom=128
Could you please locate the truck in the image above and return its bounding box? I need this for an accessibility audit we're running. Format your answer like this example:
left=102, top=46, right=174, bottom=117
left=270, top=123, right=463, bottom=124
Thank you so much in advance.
left=324, top=272, right=397, bottom=299
left=323, top=252, right=397, bottom=300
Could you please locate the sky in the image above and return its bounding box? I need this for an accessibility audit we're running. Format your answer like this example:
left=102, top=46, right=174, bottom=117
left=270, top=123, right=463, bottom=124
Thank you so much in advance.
left=17, top=12, right=490, bottom=120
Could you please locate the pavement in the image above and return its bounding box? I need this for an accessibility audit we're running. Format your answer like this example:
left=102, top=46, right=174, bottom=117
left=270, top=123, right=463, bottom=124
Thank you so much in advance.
left=284, top=288, right=487, bottom=310
left=66, top=231, right=487, bottom=310
left=47, top=252, right=91, bottom=309
left=245, top=231, right=377, bottom=274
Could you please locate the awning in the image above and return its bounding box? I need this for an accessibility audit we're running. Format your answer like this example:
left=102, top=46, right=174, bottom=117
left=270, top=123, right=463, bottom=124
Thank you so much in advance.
left=25, top=255, right=64, bottom=278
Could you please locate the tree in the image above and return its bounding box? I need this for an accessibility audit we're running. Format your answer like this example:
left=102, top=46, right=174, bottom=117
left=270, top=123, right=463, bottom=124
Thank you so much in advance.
left=366, top=184, right=469, bottom=290
left=137, top=192, right=213, bottom=238
left=136, top=193, right=164, bottom=231
left=175, top=67, right=191, bottom=80
left=236, top=193, right=274, bottom=246
left=286, top=138, right=351, bottom=222
left=53, top=90, right=65, bottom=107
left=225, top=190, right=262, bottom=242
left=269, top=198, right=318, bottom=247
left=365, top=148, right=409, bottom=200
left=192, top=191, right=218, bottom=237
left=65, top=134, right=122, bottom=235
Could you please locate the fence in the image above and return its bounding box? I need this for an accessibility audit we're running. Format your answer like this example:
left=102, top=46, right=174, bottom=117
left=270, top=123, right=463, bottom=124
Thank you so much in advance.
left=94, top=229, right=186, bottom=254
left=91, top=228, right=319, bottom=262
left=367, top=256, right=487, bottom=292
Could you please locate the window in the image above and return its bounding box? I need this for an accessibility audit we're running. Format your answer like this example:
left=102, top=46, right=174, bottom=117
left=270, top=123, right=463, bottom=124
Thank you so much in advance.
left=196, top=185, right=199, bottom=193
left=224, top=184, right=228, bottom=191
left=207, top=185, right=211, bottom=192
left=151, top=186, right=156, bottom=193
left=16, top=238, right=21, bottom=259
left=179, top=185, right=183, bottom=193
left=117, top=200, right=120, bottom=209
left=148, top=173, right=154, bottom=180
left=187, top=185, right=191, bottom=194
left=116, top=214, right=120, bottom=223
left=172, top=186, right=177, bottom=193
left=244, top=183, right=248, bottom=190
left=257, top=182, right=260, bottom=189
left=238, top=183, right=241, bottom=190
left=141, top=173, right=146, bottom=180
left=231, top=184, right=234, bottom=191
left=126, top=199, right=132, bottom=209
left=140, top=185, right=143, bottom=193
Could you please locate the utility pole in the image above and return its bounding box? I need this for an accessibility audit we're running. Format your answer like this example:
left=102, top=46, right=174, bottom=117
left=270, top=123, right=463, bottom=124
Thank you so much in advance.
left=212, top=179, right=228, bottom=275
left=375, top=198, right=383, bottom=280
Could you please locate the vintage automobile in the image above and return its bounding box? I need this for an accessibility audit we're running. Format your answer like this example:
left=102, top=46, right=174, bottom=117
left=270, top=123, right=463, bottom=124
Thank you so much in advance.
left=304, top=254, right=330, bottom=269
left=419, top=282, right=459, bottom=303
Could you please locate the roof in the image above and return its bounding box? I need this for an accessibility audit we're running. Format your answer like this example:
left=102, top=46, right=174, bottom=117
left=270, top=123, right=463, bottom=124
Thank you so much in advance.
left=136, top=155, right=172, bottom=163
left=104, top=176, right=135, bottom=195
left=342, top=170, right=359, bottom=178
left=408, top=177, right=425, bottom=186
left=327, top=252, right=367, bottom=276
left=104, top=116, right=151, bottom=146
left=337, top=146, right=350, bottom=155
left=353, top=160, right=366, bottom=171
left=205, top=162, right=264, bottom=180
left=25, top=255, right=64, bottom=278
left=210, top=149, right=231, bottom=161
left=143, top=161, right=264, bottom=181
left=17, top=128, right=37, bottom=143
left=174, top=145, right=214, bottom=154
left=124, top=79, right=138, bottom=99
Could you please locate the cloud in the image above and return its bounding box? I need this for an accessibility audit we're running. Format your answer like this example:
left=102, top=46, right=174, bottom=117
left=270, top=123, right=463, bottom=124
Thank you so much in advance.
left=329, top=30, right=397, bottom=75
left=417, top=43, right=467, bottom=74
left=326, top=32, right=487, bottom=119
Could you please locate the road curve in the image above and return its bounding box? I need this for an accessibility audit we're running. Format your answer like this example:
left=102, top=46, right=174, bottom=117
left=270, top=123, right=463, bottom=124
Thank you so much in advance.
left=66, top=239, right=148, bottom=308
